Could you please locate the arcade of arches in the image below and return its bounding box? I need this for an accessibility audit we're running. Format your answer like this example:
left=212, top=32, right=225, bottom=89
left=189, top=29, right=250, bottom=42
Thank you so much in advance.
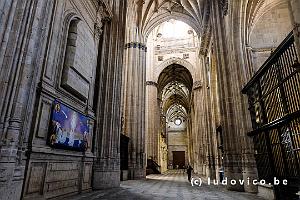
left=0, top=0, right=300, bottom=200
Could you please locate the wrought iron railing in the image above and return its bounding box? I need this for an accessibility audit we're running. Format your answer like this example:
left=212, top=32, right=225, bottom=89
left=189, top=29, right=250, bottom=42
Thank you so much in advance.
left=242, top=31, right=300, bottom=199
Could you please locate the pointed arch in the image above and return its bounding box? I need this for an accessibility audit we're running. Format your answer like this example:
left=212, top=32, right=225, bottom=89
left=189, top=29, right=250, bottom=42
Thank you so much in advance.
left=155, top=57, right=195, bottom=83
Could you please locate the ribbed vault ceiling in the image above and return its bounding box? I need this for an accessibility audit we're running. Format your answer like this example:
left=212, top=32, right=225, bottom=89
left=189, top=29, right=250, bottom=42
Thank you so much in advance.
left=157, top=64, right=193, bottom=92
left=166, top=104, right=187, bottom=122
left=138, top=0, right=209, bottom=35
left=158, top=64, right=193, bottom=122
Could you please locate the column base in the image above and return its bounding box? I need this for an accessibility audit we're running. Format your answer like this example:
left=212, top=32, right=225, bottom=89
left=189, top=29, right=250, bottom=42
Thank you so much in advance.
left=128, top=168, right=146, bottom=180
left=243, top=167, right=258, bottom=193
left=224, top=170, right=244, bottom=191
left=92, top=158, right=120, bottom=189
left=257, top=184, right=275, bottom=200
left=93, top=170, right=120, bottom=189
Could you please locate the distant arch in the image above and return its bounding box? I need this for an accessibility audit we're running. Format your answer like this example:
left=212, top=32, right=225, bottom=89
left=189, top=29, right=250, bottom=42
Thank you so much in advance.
left=155, top=57, right=195, bottom=83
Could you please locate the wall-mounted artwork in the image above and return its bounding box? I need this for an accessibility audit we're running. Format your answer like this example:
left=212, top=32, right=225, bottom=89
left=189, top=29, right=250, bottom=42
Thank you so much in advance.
left=48, top=100, right=90, bottom=151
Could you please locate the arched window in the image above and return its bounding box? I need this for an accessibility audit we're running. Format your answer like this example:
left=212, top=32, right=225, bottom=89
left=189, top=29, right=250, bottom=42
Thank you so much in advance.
left=61, top=18, right=88, bottom=100
left=62, top=18, right=79, bottom=78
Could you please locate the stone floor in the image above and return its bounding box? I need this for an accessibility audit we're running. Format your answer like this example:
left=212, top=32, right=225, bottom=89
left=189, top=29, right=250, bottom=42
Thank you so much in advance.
left=64, top=170, right=264, bottom=200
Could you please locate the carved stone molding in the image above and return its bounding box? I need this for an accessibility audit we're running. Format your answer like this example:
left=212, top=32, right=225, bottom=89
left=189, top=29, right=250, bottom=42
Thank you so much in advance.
left=193, top=81, right=203, bottom=90
left=96, top=0, right=113, bottom=20
left=294, top=23, right=300, bottom=37
left=94, top=22, right=103, bottom=38
left=157, top=57, right=194, bottom=70
left=220, top=0, right=228, bottom=16
left=199, top=7, right=211, bottom=56
left=199, top=25, right=211, bottom=56
left=94, top=0, right=113, bottom=38
left=146, top=81, right=158, bottom=87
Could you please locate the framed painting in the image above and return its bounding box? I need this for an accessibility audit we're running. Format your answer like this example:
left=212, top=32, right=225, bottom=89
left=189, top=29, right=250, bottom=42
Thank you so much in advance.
left=48, top=100, right=90, bottom=151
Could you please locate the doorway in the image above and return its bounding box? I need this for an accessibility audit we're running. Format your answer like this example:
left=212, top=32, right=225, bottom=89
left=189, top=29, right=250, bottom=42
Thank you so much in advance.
left=172, top=151, right=185, bottom=169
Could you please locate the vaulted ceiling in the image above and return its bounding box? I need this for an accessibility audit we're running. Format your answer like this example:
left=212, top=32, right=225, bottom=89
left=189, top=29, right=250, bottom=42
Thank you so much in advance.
left=132, top=0, right=210, bottom=36
left=158, top=64, right=193, bottom=120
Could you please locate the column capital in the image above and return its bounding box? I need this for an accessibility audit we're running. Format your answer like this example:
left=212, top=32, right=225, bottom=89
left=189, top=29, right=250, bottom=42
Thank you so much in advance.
left=124, top=42, right=147, bottom=52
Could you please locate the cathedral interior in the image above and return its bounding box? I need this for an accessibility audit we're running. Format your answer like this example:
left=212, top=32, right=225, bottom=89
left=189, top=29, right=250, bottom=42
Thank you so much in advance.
left=0, top=0, right=300, bottom=200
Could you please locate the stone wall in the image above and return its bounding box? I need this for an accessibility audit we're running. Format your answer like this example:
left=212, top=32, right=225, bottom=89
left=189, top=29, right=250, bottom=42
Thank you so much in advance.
left=22, top=0, right=100, bottom=199
left=0, top=0, right=126, bottom=199
left=248, top=2, right=292, bottom=72
left=167, top=121, right=188, bottom=167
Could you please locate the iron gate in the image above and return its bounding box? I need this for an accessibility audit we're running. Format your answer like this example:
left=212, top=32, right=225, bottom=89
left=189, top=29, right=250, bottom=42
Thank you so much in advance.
left=242, top=32, right=300, bottom=199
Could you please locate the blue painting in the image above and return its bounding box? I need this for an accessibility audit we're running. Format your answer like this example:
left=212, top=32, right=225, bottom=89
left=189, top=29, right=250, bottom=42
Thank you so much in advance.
left=48, top=100, right=90, bottom=151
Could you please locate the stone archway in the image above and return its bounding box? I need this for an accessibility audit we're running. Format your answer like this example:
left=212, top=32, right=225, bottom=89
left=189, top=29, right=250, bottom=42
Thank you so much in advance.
left=155, top=57, right=196, bottom=84
left=143, top=12, right=202, bottom=38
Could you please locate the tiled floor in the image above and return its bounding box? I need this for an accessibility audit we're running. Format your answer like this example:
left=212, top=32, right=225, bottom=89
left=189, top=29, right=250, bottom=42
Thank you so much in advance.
left=64, top=170, right=264, bottom=200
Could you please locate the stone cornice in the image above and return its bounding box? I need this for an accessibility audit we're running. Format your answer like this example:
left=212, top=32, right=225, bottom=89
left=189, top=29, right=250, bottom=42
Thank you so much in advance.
left=246, top=46, right=276, bottom=52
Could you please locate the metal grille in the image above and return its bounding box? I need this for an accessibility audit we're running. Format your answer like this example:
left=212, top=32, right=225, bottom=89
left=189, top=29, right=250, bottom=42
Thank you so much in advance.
left=242, top=32, right=300, bottom=198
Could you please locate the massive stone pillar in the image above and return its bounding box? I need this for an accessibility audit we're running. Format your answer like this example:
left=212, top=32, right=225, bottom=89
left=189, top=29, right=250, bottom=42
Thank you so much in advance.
left=229, top=1, right=258, bottom=193
left=193, top=55, right=216, bottom=179
left=202, top=55, right=217, bottom=180
left=93, top=0, right=127, bottom=189
left=210, top=53, right=223, bottom=181
left=190, top=56, right=214, bottom=177
left=211, top=0, right=258, bottom=193
left=210, top=0, right=244, bottom=192
left=122, top=39, right=147, bottom=179
left=145, top=81, right=159, bottom=162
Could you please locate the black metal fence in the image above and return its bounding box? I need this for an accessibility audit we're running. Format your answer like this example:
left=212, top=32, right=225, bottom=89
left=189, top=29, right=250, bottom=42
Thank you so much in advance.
left=242, top=32, right=300, bottom=199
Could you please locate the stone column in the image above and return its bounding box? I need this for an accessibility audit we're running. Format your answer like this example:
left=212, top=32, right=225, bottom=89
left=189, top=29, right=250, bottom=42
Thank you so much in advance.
left=211, top=0, right=244, bottom=192
left=145, top=81, right=160, bottom=162
left=203, top=55, right=217, bottom=180
left=186, top=116, right=193, bottom=165
left=211, top=0, right=259, bottom=193
left=189, top=54, right=214, bottom=178
left=288, top=0, right=300, bottom=57
left=192, top=85, right=207, bottom=176
left=123, top=41, right=147, bottom=179
left=93, top=0, right=128, bottom=189
left=210, top=53, right=223, bottom=181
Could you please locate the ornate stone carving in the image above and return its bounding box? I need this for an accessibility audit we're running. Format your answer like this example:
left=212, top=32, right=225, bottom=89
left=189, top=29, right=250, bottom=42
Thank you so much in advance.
left=193, top=81, right=203, bottom=90
left=94, top=22, right=103, bottom=38
left=294, top=23, right=300, bottom=37
left=220, top=0, right=228, bottom=16
left=146, top=81, right=158, bottom=87
left=94, top=0, right=113, bottom=38
left=96, top=0, right=112, bottom=19
left=154, top=47, right=196, bottom=55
